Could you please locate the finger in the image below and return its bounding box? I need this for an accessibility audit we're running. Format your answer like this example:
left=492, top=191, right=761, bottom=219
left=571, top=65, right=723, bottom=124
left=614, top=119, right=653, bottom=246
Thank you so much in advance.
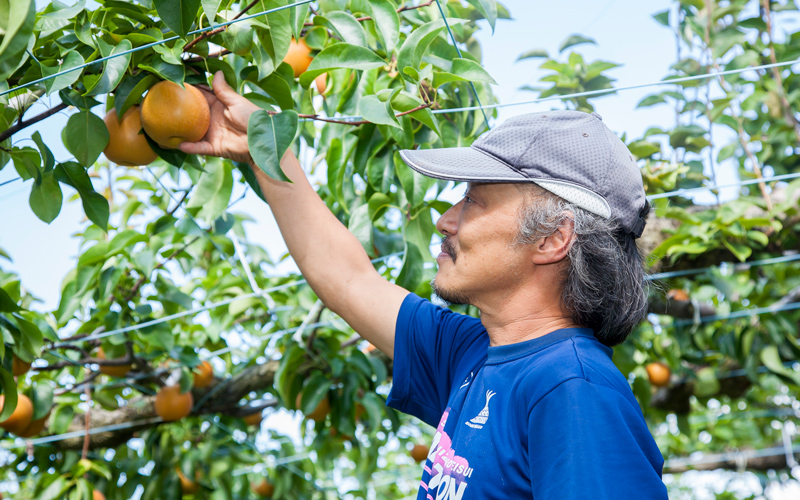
left=179, top=140, right=215, bottom=156
left=212, top=70, right=240, bottom=108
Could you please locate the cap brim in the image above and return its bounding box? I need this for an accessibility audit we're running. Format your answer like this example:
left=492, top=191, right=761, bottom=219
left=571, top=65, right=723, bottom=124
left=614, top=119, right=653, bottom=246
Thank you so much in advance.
left=398, top=147, right=527, bottom=183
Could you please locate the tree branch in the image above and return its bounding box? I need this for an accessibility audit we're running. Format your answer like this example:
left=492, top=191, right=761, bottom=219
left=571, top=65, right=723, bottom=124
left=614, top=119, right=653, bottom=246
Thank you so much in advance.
left=0, top=102, right=69, bottom=143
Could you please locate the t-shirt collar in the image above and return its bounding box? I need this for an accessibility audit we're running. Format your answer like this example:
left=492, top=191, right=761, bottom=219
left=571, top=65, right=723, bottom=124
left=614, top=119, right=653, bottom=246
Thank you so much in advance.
left=485, top=327, right=597, bottom=364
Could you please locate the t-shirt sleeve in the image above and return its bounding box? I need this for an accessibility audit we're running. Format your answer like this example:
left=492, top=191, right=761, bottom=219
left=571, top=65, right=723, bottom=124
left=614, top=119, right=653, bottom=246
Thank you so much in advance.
left=387, top=293, right=487, bottom=427
left=528, top=378, right=668, bottom=500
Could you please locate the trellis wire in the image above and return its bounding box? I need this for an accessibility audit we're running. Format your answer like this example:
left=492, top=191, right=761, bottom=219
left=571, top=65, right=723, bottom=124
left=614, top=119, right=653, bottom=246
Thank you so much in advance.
left=673, top=299, right=800, bottom=327
left=433, top=0, right=491, bottom=128
left=647, top=252, right=800, bottom=281
left=0, top=0, right=315, bottom=98
left=647, top=171, right=800, bottom=201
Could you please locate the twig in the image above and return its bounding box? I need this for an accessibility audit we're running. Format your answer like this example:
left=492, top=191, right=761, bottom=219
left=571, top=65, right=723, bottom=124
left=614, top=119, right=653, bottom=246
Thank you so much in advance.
left=167, top=189, right=191, bottom=216
left=82, top=373, right=92, bottom=461
left=0, top=102, right=69, bottom=143
left=54, top=371, right=101, bottom=396
left=184, top=0, right=261, bottom=52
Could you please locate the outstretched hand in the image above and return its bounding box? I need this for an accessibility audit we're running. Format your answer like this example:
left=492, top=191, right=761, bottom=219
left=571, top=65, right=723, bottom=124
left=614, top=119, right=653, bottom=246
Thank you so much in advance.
left=179, top=71, right=259, bottom=165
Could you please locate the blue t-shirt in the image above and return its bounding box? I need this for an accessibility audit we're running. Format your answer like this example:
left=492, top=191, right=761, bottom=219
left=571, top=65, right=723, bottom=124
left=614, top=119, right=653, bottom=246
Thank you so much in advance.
left=387, top=293, right=668, bottom=500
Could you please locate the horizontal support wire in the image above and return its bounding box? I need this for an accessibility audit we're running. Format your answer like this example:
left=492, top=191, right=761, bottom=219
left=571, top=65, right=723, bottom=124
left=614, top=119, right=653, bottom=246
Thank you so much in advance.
left=673, top=300, right=800, bottom=326
left=0, top=0, right=314, bottom=98
left=647, top=252, right=800, bottom=281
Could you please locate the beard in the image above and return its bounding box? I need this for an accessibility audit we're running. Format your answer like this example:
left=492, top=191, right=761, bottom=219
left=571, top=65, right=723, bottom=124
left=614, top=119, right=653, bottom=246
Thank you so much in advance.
left=431, top=277, right=473, bottom=306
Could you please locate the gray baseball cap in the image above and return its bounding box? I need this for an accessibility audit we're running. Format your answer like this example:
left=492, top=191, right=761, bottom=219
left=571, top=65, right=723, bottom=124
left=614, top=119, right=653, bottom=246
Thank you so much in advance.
left=398, top=110, right=649, bottom=238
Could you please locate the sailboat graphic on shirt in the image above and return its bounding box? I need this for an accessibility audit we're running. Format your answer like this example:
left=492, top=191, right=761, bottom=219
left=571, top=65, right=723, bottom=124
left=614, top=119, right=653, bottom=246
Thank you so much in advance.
left=465, top=390, right=495, bottom=429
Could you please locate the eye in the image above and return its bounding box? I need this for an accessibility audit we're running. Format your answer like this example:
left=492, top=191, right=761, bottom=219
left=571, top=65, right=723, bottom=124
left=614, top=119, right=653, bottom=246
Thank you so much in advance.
left=464, top=195, right=474, bottom=204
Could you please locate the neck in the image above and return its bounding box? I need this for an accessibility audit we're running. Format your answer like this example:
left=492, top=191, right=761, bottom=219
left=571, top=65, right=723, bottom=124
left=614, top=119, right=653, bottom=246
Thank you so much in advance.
left=475, top=292, right=580, bottom=347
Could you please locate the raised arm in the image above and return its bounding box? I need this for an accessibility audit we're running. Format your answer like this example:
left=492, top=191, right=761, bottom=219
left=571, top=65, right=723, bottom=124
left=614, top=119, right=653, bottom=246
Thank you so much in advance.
left=180, top=72, right=408, bottom=358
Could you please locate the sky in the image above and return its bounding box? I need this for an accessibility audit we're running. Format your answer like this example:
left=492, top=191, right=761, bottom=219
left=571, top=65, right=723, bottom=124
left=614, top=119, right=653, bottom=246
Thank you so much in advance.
left=2, top=0, right=800, bottom=498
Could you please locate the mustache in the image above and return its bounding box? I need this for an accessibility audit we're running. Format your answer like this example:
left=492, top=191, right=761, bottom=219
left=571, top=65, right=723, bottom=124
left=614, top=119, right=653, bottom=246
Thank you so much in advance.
left=441, top=237, right=456, bottom=259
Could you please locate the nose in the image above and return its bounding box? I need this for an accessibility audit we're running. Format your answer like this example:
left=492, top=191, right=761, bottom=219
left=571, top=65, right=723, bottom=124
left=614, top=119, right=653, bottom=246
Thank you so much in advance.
left=436, top=199, right=462, bottom=237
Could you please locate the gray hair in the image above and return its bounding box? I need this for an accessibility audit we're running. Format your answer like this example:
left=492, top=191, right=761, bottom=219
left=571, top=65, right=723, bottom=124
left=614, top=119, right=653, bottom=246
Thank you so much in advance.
left=514, top=184, right=653, bottom=347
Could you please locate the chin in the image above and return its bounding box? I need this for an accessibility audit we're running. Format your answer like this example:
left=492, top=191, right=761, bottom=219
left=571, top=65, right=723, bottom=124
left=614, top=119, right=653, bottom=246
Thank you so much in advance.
left=430, top=277, right=473, bottom=306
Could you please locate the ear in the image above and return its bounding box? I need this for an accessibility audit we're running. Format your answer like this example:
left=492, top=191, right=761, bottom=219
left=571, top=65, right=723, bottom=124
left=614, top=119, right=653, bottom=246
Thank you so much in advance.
left=531, top=212, right=575, bottom=265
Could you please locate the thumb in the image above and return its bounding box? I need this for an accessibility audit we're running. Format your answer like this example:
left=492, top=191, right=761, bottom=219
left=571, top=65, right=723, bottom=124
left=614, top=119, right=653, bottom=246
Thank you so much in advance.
left=212, top=70, right=240, bottom=107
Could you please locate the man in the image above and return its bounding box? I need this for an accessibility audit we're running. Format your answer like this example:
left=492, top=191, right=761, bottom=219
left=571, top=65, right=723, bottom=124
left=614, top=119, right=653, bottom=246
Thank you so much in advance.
left=181, top=72, right=669, bottom=499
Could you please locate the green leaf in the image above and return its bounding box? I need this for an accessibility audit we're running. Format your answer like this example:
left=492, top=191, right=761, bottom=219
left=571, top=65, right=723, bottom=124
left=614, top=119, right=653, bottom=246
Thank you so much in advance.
left=637, top=94, right=667, bottom=108
left=558, top=34, right=596, bottom=52
left=274, top=344, right=305, bottom=406
left=201, top=0, right=222, bottom=24
left=0, top=367, right=17, bottom=422
left=247, top=109, right=297, bottom=182
left=84, top=39, right=133, bottom=96
left=29, top=383, right=53, bottom=420
left=359, top=93, right=401, bottom=129
left=152, top=39, right=187, bottom=65
left=431, top=58, right=497, bottom=88
left=314, top=12, right=367, bottom=47
left=187, top=158, right=232, bottom=221
left=653, top=9, right=670, bottom=27
left=516, top=48, right=548, bottom=61
left=299, top=372, right=331, bottom=416
left=760, top=345, right=800, bottom=385
left=366, top=147, right=395, bottom=191
left=29, top=170, right=63, bottom=223
left=62, top=111, right=110, bottom=167
left=367, top=0, right=400, bottom=53
left=54, top=161, right=110, bottom=230
left=288, top=2, right=309, bottom=42
left=360, top=392, right=384, bottom=433
left=138, top=57, right=185, bottom=86
left=38, top=477, right=70, bottom=500
left=465, top=0, right=497, bottom=33
left=397, top=19, right=456, bottom=78
left=114, top=73, right=158, bottom=118
left=31, top=131, right=54, bottom=172
left=42, top=51, right=85, bottom=96
left=391, top=92, right=440, bottom=137
left=221, top=19, right=254, bottom=56
left=627, top=140, right=660, bottom=159
left=298, top=43, right=386, bottom=88
left=154, top=0, right=201, bottom=38
left=721, top=239, right=752, bottom=262
left=348, top=203, right=374, bottom=256
left=0, top=0, right=35, bottom=81
left=0, top=287, right=21, bottom=312
left=397, top=241, right=423, bottom=291
left=395, top=151, right=430, bottom=207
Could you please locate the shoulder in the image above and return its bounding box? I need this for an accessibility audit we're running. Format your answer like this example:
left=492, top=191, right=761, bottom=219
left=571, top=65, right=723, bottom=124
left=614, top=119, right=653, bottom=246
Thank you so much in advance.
left=512, top=336, right=633, bottom=412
